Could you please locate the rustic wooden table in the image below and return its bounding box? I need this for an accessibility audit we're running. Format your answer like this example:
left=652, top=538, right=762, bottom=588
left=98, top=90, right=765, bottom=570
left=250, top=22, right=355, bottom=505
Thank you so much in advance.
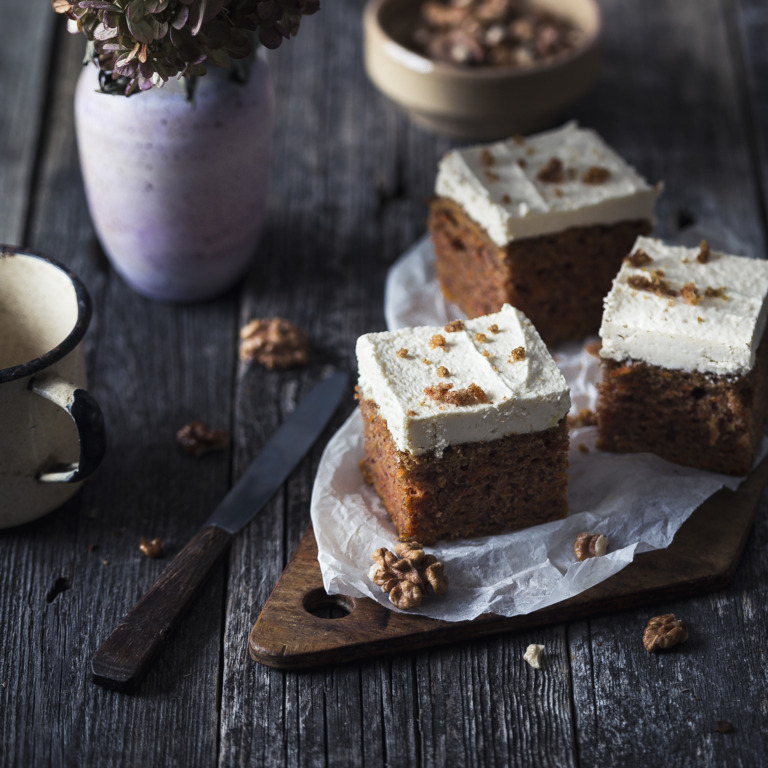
left=2, top=0, right=768, bottom=765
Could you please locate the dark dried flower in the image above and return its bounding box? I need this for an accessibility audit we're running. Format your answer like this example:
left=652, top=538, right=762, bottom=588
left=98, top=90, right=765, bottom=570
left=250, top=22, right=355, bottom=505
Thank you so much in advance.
left=53, top=0, right=320, bottom=95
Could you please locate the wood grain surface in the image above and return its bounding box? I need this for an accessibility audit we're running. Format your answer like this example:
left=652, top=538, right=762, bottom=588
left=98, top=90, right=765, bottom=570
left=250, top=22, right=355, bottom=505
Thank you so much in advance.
left=249, top=451, right=768, bottom=670
left=1, top=0, right=768, bottom=765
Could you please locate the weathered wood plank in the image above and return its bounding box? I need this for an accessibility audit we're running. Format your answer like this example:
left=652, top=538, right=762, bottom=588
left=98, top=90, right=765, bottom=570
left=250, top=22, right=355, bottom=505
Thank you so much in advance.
left=568, top=0, right=768, bottom=765
left=0, top=0, right=56, bottom=245
left=0, top=19, right=235, bottom=767
left=735, top=0, right=768, bottom=238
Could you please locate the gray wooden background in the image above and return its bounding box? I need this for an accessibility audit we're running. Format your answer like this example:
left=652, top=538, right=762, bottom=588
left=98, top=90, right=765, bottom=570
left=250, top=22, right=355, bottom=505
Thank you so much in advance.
left=1, top=0, right=767, bottom=765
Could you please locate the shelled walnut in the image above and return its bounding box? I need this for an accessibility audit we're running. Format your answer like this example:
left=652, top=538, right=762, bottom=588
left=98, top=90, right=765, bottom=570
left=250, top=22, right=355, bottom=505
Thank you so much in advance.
left=643, top=613, right=688, bottom=652
left=523, top=643, right=544, bottom=669
left=239, top=317, right=309, bottom=369
left=368, top=541, right=448, bottom=609
left=139, top=537, right=164, bottom=558
left=573, top=531, right=608, bottom=561
left=176, top=421, right=228, bottom=457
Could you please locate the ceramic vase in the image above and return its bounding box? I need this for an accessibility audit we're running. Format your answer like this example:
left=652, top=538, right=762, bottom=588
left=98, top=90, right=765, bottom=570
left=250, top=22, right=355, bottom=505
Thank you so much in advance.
left=74, top=59, right=274, bottom=302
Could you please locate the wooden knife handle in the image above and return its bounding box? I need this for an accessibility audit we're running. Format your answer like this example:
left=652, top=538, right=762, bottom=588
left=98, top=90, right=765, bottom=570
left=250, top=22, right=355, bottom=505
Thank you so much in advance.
left=91, top=525, right=233, bottom=692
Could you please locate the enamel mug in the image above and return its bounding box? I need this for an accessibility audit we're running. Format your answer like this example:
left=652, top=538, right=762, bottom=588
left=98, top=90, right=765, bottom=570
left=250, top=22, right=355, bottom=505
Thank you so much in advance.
left=0, top=247, right=106, bottom=528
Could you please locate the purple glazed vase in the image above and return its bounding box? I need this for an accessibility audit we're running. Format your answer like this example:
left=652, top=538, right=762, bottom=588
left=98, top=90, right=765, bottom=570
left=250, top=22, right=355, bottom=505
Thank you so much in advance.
left=74, top=59, right=274, bottom=302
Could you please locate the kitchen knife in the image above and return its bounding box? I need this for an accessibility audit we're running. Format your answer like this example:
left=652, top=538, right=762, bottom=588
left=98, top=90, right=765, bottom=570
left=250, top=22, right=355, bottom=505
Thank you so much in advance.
left=91, top=371, right=348, bottom=692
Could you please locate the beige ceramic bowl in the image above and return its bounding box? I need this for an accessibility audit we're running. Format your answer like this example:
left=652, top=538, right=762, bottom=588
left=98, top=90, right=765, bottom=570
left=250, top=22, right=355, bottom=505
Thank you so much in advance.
left=363, top=0, right=602, bottom=140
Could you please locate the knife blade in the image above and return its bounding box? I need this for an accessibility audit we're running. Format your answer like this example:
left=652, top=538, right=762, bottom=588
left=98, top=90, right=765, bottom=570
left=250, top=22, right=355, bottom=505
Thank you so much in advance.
left=91, top=371, right=348, bottom=692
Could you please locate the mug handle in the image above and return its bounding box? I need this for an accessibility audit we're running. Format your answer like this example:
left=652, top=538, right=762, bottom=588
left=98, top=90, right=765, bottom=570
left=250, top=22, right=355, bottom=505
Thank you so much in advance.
left=30, top=372, right=106, bottom=483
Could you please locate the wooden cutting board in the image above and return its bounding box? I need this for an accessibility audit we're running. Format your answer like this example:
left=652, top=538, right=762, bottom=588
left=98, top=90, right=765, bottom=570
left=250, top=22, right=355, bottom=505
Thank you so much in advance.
left=249, top=455, right=768, bottom=671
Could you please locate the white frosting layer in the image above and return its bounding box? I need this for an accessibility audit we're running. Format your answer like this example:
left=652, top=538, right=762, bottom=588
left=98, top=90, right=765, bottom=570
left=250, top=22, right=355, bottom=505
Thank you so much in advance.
left=356, top=305, right=570, bottom=456
left=434, top=122, right=661, bottom=245
left=600, top=237, right=768, bottom=376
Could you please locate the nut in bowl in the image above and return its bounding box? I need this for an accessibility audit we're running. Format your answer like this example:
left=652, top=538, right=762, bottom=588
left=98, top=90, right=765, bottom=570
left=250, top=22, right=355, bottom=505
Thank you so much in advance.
left=363, top=0, right=602, bottom=140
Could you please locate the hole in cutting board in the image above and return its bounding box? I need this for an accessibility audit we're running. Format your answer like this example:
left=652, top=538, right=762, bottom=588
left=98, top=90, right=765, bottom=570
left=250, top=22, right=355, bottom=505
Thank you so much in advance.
left=303, top=588, right=355, bottom=619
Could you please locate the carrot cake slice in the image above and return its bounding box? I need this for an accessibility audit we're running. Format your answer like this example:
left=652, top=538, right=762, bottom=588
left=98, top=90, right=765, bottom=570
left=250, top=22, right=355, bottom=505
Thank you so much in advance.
left=356, top=304, right=571, bottom=544
left=429, top=122, right=662, bottom=345
left=597, top=236, right=768, bottom=475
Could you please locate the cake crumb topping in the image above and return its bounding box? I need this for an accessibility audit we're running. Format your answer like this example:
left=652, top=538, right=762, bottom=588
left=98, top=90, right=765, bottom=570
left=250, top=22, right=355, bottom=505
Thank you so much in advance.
left=697, top=240, right=711, bottom=263
left=627, top=274, right=678, bottom=298
left=474, top=332, right=489, bottom=343
left=396, top=348, right=409, bottom=358
left=582, top=165, right=611, bottom=184
left=485, top=169, right=500, bottom=182
left=704, top=286, right=728, bottom=299
left=501, top=193, right=513, bottom=203
left=481, top=149, right=495, bottom=166
left=444, top=320, right=465, bottom=333
left=681, top=282, right=702, bottom=305
left=536, top=157, right=565, bottom=183
left=424, top=382, right=490, bottom=406
left=626, top=248, right=653, bottom=267
left=488, top=324, right=500, bottom=334
left=430, top=334, right=447, bottom=350
left=407, top=409, right=417, bottom=416
left=437, top=366, right=450, bottom=378
left=508, top=346, right=526, bottom=362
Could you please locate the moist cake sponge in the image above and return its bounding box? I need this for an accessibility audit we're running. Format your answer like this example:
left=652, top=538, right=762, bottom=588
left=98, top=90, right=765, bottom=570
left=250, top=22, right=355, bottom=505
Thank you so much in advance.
left=429, top=122, right=661, bottom=345
left=597, top=236, right=768, bottom=475
left=356, top=305, right=571, bottom=544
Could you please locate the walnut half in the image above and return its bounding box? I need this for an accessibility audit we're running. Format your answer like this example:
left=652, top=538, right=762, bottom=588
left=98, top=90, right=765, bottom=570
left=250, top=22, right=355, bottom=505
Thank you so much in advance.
left=573, top=532, right=608, bottom=561
left=368, top=541, right=448, bottom=609
left=643, top=613, right=688, bottom=652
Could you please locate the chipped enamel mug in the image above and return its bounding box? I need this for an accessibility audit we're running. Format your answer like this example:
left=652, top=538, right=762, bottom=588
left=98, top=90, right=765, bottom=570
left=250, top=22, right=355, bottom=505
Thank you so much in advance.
left=0, top=247, right=106, bottom=528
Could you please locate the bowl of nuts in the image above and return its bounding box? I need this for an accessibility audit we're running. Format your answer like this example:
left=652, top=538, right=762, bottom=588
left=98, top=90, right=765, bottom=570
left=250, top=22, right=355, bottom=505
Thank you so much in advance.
left=363, top=0, right=602, bottom=140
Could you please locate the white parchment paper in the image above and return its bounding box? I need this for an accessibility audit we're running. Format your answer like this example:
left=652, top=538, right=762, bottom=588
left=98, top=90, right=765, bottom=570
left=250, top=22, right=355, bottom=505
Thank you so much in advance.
left=311, top=235, right=757, bottom=622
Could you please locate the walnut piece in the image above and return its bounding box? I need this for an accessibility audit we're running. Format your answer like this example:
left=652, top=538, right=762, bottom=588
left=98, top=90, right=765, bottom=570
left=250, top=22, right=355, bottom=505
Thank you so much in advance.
left=537, top=157, right=565, bottom=183
left=176, top=421, right=228, bottom=457
left=368, top=542, right=448, bottom=609
left=681, top=282, right=702, bottom=305
left=567, top=408, right=597, bottom=429
left=523, top=644, right=544, bottom=669
left=508, top=346, right=525, bottom=362
left=582, top=165, right=611, bottom=184
left=413, top=0, right=583, bottom=69
left=474, top=332, right=489, bottom=343
left=139, top=537, right=164, bottom=558
left=643, top=613, right=688, bottom=652
left=424, top=382, right=490, bottom=406
left=573, top=531, right=608, bottom=561
left=396, top=348, right=409, bottom=358
left=437, top=366, right=450, bottom=378
left=627, top=274, right=678, bottom=298
left=584, top=339, right=602, bottom=358
left=697, top=239, right=711, bottom=263
left=239, top=317, right=309, bottom=369
left=626, top=248, right=653, bottom=267
left=430, top=334, right=447, bottom=350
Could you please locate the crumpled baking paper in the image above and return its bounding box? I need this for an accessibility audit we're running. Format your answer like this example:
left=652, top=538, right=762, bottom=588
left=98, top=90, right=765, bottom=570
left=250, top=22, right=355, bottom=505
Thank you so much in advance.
left=310, top=235, right=757, bottom=622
